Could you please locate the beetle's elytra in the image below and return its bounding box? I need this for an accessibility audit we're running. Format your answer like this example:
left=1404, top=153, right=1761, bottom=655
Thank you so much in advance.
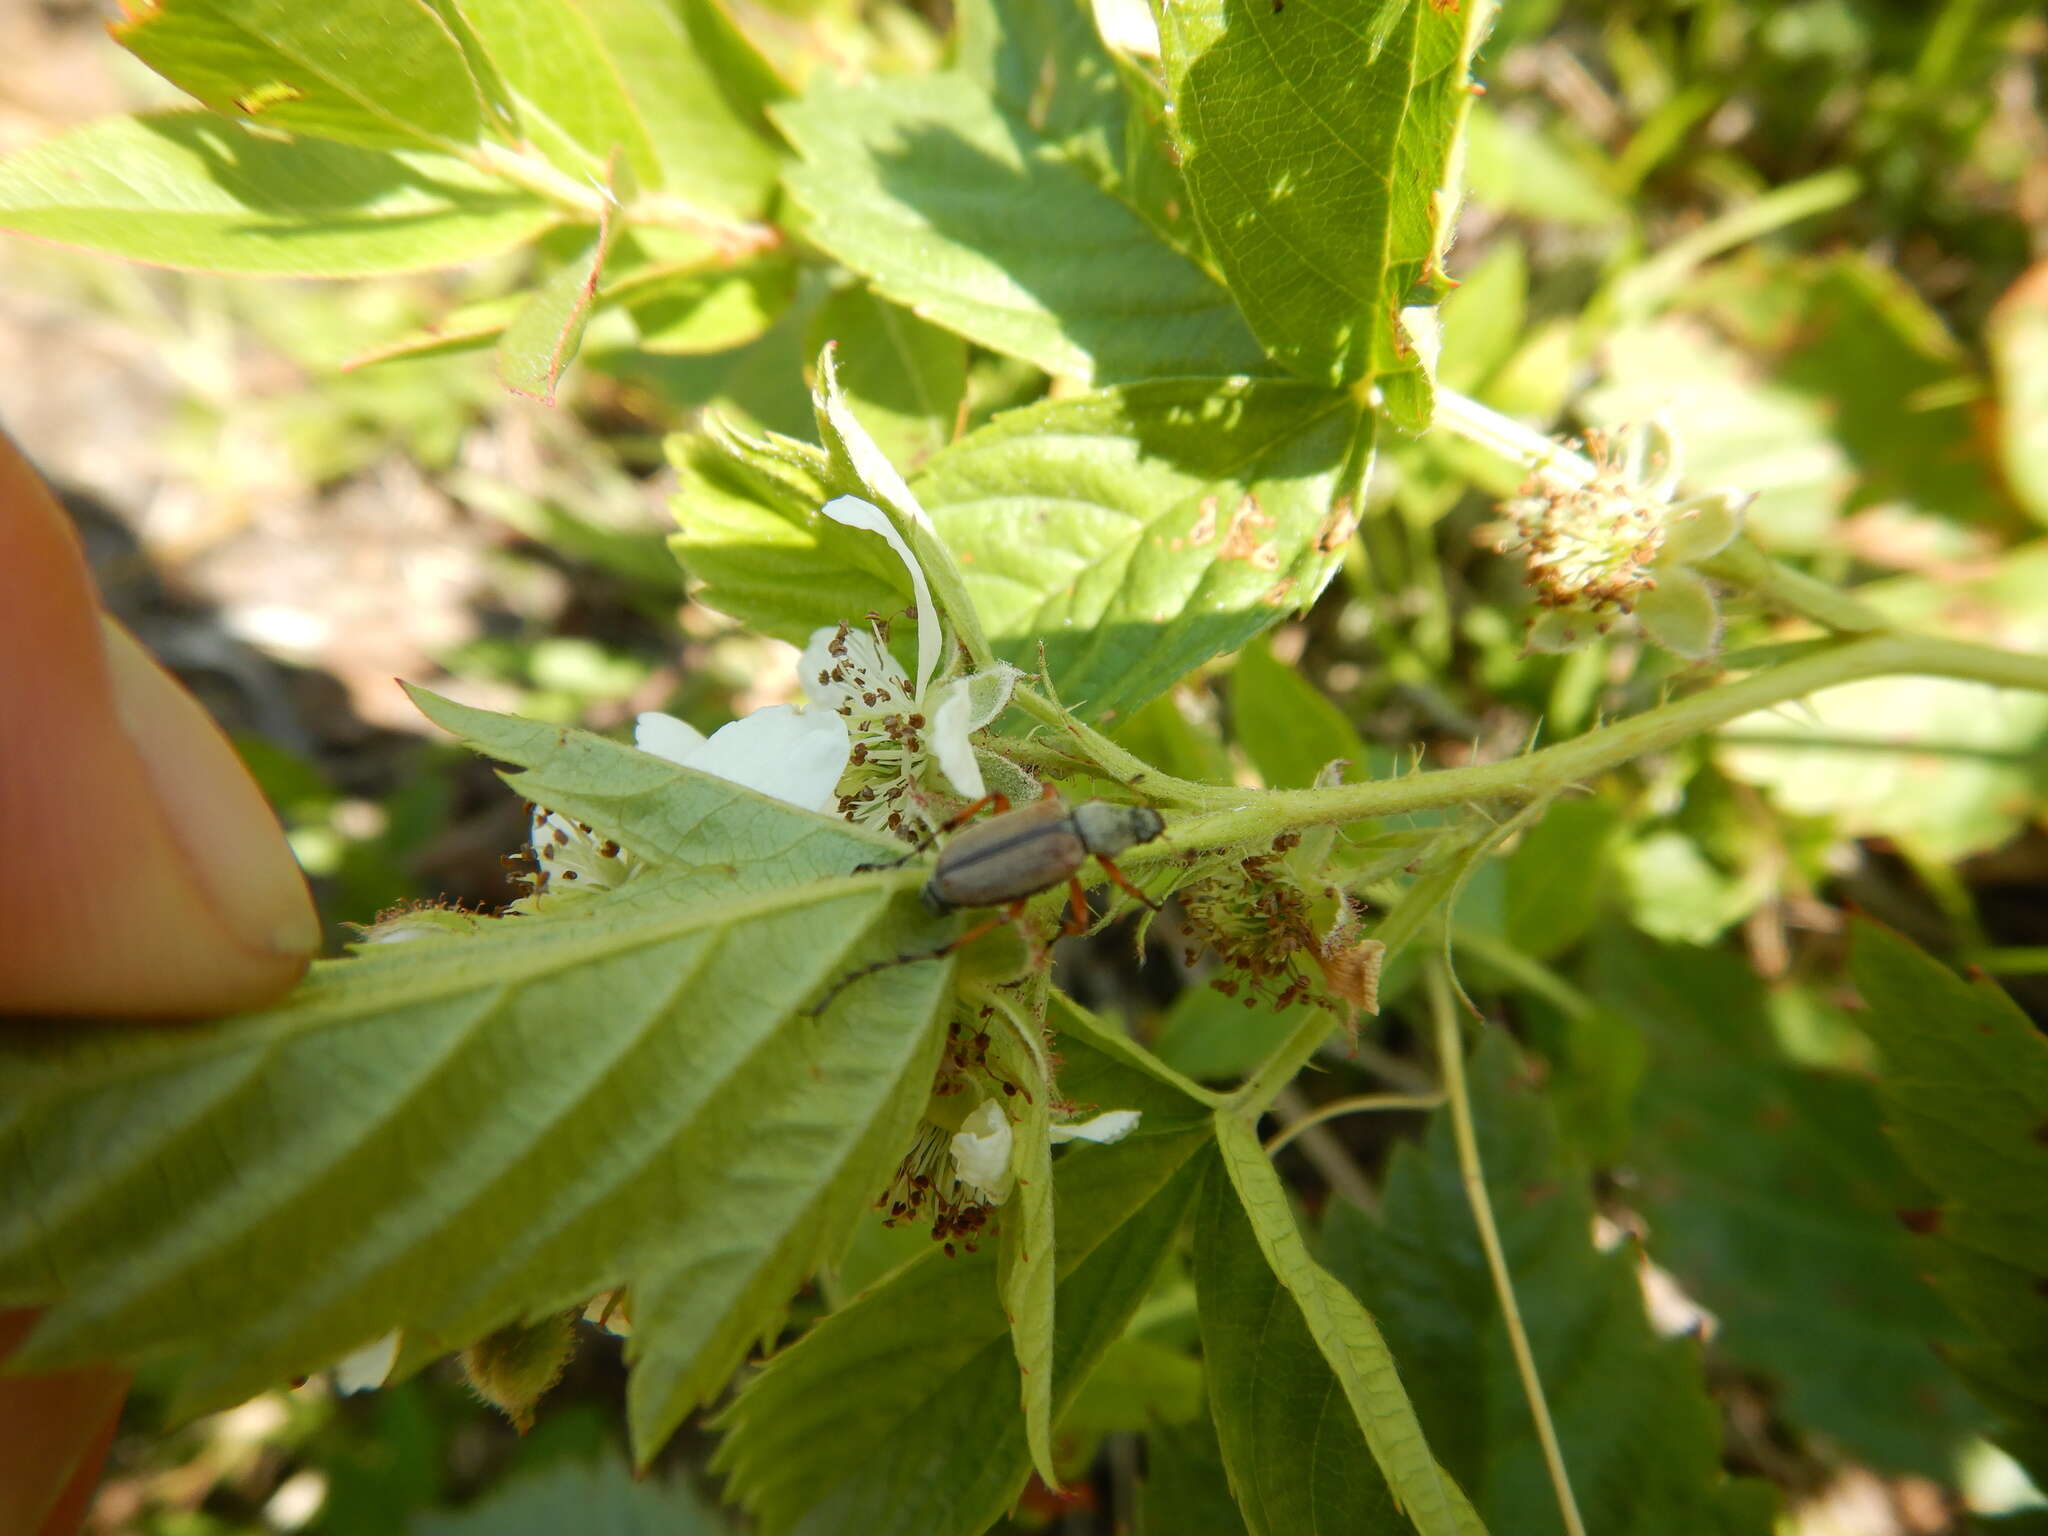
left=923, top=796, right=1165, bottom=914
left=806, top=789, right=1165, bottom=1015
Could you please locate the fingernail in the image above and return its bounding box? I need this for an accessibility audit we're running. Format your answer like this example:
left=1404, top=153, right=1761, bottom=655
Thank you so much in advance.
left=100, top=619, right=321, bottom=959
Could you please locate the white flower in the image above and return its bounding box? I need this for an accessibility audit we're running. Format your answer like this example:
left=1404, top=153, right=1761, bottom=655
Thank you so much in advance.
left=632, top=705, right=849, bottom=814
left=804, top=496, right=1021, bottom=834
left=949, top=1097, right=1016, bottom=1205
left=517, top=702, right=851, bottom=902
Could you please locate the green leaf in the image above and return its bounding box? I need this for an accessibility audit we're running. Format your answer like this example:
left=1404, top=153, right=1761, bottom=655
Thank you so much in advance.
left=411, top=1454, right=732, bottom=1535
left=666, top=420, right=914, bottom=648
left=450, top=0, right=662, bottom=182
left=1715, top=545, right=2048, bottom=862
left=1592, top=930, right=1981, bottom=1473
left=916, top=378, right=1369, bottom=722
left=805, top=284, right=968, bottom=475
left=553, top=0, right=787, bottom=217
left=628, top=257, right=796, bottom=355
left=1157, top=0, right=1489, bottom=418
left=1204, top=1114, right=1480, bottom=1536
left=1151, top=988, right=1310, bottom=1085
left=1139, top=1408, right=1251, bottom=1536
left=114, top=0, right=488, bottom=151
left=996, top=1027, right=1058, bottom=1488
left=1990, top=267, right=2048, bottom=526
left=1849, top=921, right=2048, bottom=1470
left=498, top=208, right=621, bottom=403
left=1502, top=796, right=1621, bottom=961
left=0, top=701, right=950, bottom=1465
left=1231, top=634, right=1367, bottom=789
left=0, top=113, right=555, bottom=276
left=713, top=1130, right=1213, bottom=1535
left=1326, top=1034, right=1777, bottom=1535
left=776, top=73, right=1267, bottom=383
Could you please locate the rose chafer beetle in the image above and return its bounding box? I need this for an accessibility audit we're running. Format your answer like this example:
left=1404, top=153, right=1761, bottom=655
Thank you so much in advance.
left=807, top=786, right=1165, bottom=1014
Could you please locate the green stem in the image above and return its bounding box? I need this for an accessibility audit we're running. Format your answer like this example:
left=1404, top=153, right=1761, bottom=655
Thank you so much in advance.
left=1008, top=690, right=1244, bottom=810
left=1699, top=538, right=1887, bottom=634
left=1426, top=961, right=1587, bottom=1536
left=1133, top=631, right=2048, bottom=866
left=1263, top=1091, right=1445, bottom=1155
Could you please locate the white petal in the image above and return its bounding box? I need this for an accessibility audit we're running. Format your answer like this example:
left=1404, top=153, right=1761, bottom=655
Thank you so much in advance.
left=950, top=1098, right=1014, bottom=1198
left=332, top=1331, right=400, bottom=1395
left=799, top=627, right=852, bottom=712
left=1050, top=1109, right=1142, bottom=1145
left=634, top=711, right=708, bottom=765
left=925, top=679, right=986, bottom=800
left=823, top=495, right=940, bottom=703
left=684, top=705, right=850, bottom=811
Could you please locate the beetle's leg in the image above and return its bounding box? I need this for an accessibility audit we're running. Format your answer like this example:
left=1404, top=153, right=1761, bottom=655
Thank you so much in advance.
left=1062, top=877, right=1092, bottom=937
left=1093, top=854, right=1162, bottom=912
left=854, top=792, right=1011, bottom=873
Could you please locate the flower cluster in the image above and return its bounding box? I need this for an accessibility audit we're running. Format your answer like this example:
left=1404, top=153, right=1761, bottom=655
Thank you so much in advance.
left=1489, top=419, right=1747, bottom=660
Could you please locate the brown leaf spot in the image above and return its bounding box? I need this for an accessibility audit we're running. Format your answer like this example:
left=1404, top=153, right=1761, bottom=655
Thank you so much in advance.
left=1896, top=1207, right=1942, bottom=1235
left=1317, top=494, right=1358, bottom=554
left=1262, top=578, right=1295, bottom=607
left=1187, top=496, right=1219, bottom=547
left=1217, top=495, right=1275, bottom=563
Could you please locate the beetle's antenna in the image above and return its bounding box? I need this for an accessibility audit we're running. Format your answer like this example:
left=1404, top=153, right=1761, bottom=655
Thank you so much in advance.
left=854, top=792, right=1009, bottom=873
left=803, top=905, right=1020, bottom=1016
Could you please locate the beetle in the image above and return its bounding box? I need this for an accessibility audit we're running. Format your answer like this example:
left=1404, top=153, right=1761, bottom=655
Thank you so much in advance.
left=806, top=787, right=1165, bottom=1015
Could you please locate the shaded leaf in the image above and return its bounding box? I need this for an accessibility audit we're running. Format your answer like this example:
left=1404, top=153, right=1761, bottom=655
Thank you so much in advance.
left=1592, top=930, right=1980, bottom=1473
left=1204, top=1114, right=1479, bottom=1535
left=411, top=1453, right=730, bottom=1535
left=776, top=73, right=1266, bottom=383
left=1849, top=921, right=2048, bottom=1474
left=915, top=378, right=1369, bottom=722
left=1327, top=1034, right=1777, bottom=1535
left=0, top=700, right=949, bottom=1467
left=666, top=419, right=913, bottom=649
left=713, top=1130, right=1213, bottom=1535
left=1231, top=634, right=1367, bottom=789
left=1502, top=796, right=1622, bottom=961
left=1139, top=1407, right=1251, bottom=1536
left=0, top=113, right=554, bottom=276
left=115, top=0, right=488, bottom=152
left=1158, top=0, right=1488, bottom=420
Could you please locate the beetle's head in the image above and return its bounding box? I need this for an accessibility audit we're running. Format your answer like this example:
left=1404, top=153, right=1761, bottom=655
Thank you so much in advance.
left=1071, top=801, right=1165, bottom=858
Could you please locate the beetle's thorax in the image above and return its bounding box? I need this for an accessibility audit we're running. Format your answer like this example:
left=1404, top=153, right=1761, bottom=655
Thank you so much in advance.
left=1069, top=801, right=1165, bottom=858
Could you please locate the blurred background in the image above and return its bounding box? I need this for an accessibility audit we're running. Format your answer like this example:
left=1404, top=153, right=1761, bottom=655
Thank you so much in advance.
left=3, top=0, right=2045, bottom=1530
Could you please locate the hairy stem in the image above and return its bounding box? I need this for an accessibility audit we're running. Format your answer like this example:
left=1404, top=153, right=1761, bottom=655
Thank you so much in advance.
left=1134, top=630, right=2048, bottom=865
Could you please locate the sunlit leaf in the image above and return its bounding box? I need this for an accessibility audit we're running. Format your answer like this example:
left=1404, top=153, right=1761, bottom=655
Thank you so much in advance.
left=1157, top=0, right=1491, bottom=421
left=776, top=73, right=1266, bottom=383
left=916, top=378, right=1369, bottom=722
left=115, top=0, right=488, bottom=151
left=0, top=114, right=554, bottom=276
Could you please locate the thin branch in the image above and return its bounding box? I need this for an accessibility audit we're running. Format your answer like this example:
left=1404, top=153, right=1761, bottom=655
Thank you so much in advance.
left=1425, top=960, right=1586, bottom=1536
